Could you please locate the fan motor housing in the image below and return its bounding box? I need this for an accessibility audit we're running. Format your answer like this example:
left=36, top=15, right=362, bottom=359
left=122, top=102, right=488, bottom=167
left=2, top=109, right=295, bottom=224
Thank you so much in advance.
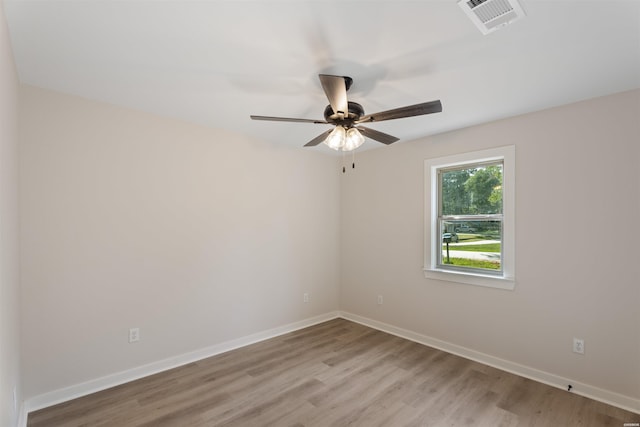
left=324, top=101, right=364, bottom=127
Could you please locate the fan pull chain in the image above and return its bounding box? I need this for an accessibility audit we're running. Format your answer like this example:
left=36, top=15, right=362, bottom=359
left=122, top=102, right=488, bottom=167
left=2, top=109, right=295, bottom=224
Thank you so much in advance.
left=340, top=151, right=357, bottom=174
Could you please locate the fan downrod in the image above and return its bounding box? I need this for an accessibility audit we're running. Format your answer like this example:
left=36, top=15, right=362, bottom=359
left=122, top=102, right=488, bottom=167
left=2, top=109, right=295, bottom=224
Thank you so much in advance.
left=343, top=76, right=353, bottom=91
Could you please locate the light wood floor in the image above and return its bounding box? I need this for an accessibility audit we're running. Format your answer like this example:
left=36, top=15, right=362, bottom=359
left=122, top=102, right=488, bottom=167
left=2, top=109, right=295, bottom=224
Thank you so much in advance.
left=28, top=318, right=639, bottom=426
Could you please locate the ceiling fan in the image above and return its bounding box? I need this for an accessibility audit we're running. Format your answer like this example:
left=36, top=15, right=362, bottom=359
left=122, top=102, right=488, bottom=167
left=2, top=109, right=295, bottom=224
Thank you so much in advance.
left=250, top=74, right=443, bottom=152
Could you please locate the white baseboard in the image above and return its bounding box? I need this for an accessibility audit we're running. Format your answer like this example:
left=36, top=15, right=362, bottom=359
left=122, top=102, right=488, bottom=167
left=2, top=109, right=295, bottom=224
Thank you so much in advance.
left=25, top=311, right=340, bottom=415
left=16, top=402, right=28, bottom=427
left=23, top=310, right=639, bottom=420
left=339, top=311, right=640, bottom=415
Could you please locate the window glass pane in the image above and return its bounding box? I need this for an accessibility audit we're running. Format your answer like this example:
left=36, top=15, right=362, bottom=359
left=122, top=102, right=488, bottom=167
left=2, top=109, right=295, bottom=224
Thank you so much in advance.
left=425, top=146, right=514, bottom=287
left=439, top=220, right=502, bottom=272
left=440, top=163, right=503, bottom=216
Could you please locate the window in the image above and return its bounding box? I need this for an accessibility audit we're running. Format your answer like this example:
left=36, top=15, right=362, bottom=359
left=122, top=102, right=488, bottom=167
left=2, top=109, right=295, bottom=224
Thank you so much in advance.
left=424, top=146, right=515, bottom=290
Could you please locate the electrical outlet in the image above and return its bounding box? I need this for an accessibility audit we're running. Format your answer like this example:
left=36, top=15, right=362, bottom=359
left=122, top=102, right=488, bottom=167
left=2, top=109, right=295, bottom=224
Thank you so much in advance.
left=303, top=293, right=309, bottom=303
left=129, top=327, right=140, bottom=343
left=377, top=295, right=383, bottom=305
left=573, top=338, right=584, bottom=354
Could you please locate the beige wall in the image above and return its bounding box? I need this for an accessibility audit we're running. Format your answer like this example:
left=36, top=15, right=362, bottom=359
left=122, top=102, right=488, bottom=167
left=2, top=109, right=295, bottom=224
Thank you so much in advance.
left=0, top=2, right=22, bottom=425
left=340, top=89, right=640, bottom=401
left=19, top=86, right=341, bottom=398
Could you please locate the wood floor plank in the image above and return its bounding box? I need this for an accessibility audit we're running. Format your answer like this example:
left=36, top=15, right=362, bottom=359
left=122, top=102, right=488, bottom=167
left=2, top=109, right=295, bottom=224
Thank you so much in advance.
left=28, top=319, right=640, bottom=426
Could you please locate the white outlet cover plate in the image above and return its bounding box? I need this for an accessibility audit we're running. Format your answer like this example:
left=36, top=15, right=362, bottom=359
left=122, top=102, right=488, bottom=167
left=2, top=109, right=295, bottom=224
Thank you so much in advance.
left=129, top=328, right=140, bottom=343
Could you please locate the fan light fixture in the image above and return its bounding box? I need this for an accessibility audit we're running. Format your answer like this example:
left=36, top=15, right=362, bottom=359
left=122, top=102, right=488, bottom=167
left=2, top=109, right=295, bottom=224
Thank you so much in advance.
left=323, top=126, right=365, bottom=152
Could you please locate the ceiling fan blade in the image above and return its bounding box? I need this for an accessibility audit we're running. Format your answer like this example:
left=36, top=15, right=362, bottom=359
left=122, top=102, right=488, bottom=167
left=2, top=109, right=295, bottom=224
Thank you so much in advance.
left=357, top=100, right=442, bottom=123
left=250, top=115, right=328, bottom=124
left=357, top=126, right=400, bottom=145
left=304, top=129, right=333, bottom=147
left=319, top=74, right=348, bottom=116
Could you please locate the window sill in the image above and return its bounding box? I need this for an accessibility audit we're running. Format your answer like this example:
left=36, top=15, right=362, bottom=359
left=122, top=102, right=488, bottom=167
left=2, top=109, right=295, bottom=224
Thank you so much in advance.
left=423, top=268, right=515, bottom=290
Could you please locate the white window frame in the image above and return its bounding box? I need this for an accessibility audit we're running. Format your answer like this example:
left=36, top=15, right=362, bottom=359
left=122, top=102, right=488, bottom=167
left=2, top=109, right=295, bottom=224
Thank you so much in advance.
left=424, top=146, right=515, bottom=290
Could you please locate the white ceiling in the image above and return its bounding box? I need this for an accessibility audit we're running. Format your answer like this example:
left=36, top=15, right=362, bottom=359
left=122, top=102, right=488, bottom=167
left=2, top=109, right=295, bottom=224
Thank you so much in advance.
left=4, top=0, right=640, bottom=152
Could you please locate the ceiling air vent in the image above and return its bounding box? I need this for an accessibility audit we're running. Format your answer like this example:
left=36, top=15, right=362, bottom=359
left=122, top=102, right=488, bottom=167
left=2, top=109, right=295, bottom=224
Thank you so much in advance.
left=458, top=0, right=526, bottom=35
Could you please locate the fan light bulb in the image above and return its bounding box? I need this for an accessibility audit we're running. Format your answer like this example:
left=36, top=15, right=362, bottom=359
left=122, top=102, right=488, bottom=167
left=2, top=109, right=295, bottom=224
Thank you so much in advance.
left=343, top=128, right=365, bottom=151
left=324, top=126, right=346, bottom=150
